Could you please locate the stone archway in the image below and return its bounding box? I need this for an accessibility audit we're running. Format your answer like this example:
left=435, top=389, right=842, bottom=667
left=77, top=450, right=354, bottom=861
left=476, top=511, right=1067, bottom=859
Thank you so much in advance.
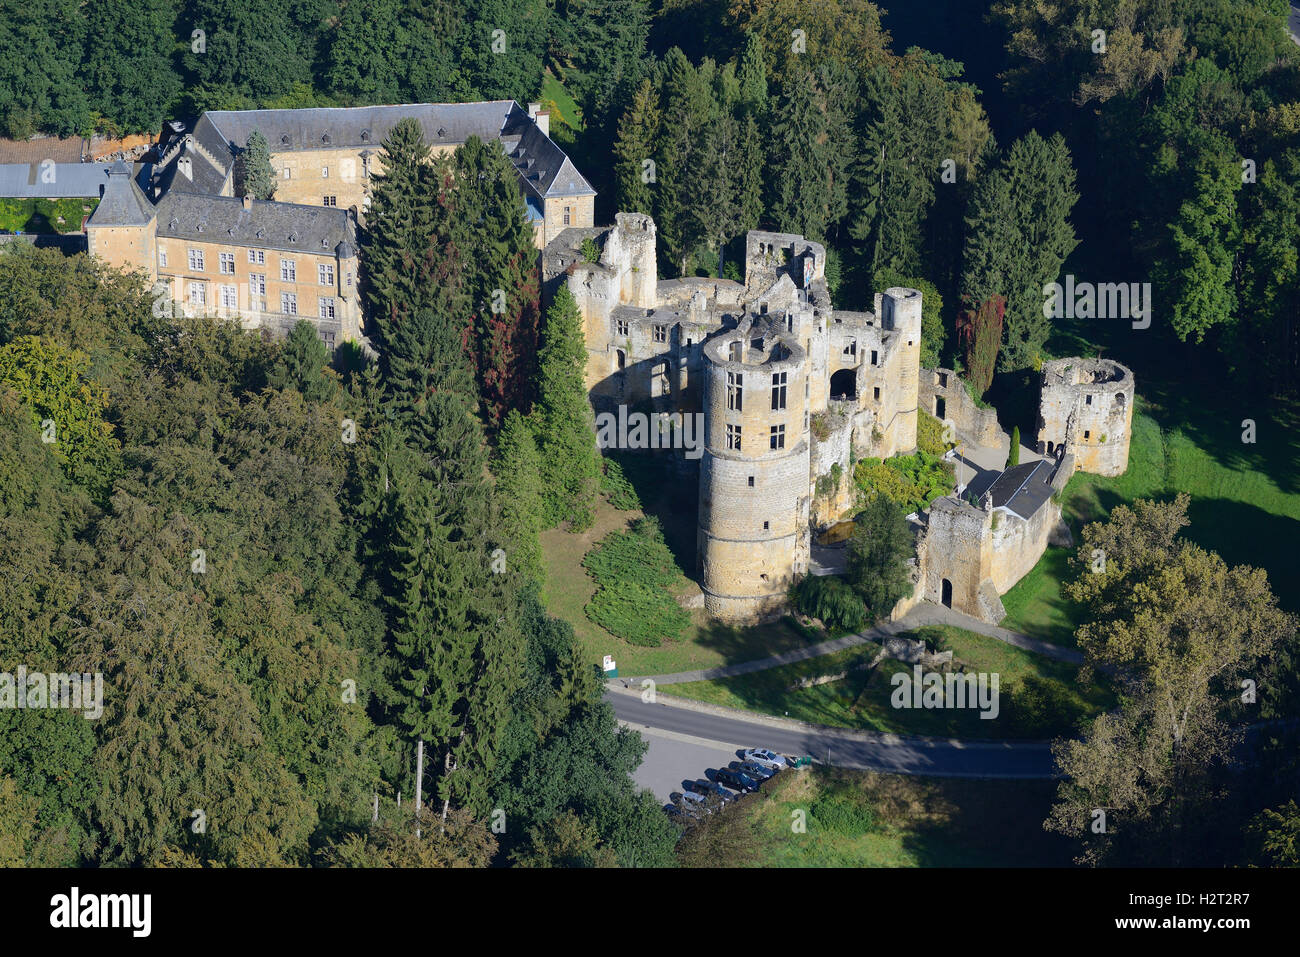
left=941, top=578, right=953, bottom=608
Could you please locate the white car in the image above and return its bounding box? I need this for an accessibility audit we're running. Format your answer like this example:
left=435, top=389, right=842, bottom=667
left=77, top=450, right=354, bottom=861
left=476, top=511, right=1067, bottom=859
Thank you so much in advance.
left=743, top=748, right=790, bottom=771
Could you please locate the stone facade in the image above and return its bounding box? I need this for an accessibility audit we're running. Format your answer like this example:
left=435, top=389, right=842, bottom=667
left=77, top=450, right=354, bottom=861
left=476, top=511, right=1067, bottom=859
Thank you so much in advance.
left=920, top=367, right=1008, bottom=457
left=546, top=214, right=922, bottom=622
left=1036, top=357, right=1134, bottom=476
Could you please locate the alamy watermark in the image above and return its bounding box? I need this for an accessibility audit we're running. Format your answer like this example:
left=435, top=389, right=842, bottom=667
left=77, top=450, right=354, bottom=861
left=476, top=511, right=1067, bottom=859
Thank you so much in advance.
left=594, top=406, right=705, bottom=460
left=0, top=667, right=103, bottom=719
left=890, top=665, right=1000, bottom=719
left=1043, top=275, right=1151, bottom=330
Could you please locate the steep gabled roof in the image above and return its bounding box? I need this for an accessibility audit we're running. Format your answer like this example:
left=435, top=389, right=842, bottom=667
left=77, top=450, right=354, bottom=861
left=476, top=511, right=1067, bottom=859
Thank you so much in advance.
left=987, top=459, right=1055, bottom=520
left=87, top=162, right=155, bottom=227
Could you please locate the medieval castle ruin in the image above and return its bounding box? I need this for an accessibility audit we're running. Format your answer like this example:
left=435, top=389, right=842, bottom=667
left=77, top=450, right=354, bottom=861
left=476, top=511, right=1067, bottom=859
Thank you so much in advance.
left=545, top=213, right=1136, bottom=625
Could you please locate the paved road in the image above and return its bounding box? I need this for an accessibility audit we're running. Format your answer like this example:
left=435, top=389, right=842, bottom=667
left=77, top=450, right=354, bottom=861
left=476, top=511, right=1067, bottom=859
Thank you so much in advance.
left=609, top=687, right=1057, bottom=779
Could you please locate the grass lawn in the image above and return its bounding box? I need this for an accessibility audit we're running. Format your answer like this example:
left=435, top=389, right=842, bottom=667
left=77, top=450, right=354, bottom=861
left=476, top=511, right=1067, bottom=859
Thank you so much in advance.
left=667, top=625, right=1114, bottom=739
left=676, top=764, right=1074, bottom=867
left=540, top=485, right=818, bottom=677
left=1000, top=393, right=1300, bottom=641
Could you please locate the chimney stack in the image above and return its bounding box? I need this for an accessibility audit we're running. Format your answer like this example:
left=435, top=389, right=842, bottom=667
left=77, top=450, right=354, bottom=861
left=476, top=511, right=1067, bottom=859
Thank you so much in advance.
left=242, top=194, right=252, bottom=210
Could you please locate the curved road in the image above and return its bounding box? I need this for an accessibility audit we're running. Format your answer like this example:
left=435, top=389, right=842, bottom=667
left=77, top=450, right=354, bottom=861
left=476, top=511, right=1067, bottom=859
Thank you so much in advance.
left=607, top=686, right=1057, bottom=779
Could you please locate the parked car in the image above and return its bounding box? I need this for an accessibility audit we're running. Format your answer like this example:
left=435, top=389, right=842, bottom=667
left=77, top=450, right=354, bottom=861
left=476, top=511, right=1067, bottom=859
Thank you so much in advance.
left=686, top=778, right=736, bottom=803
left=675, top=789, right=706, bottom=805
left=734, top=760, right=777, bottom=781
left=714, top=767, right=760, bottom=792
left=743, top=748, right=792, bottom=770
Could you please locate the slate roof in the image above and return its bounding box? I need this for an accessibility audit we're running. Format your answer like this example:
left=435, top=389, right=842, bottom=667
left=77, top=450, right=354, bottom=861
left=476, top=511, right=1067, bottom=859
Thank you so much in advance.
left=986, top=459, right=1055, bottom=520
left=0, top=162, right=127, bottom=199
left=153, top=190, right=356, bottom=256
left=192, top=101, right=595, bottom=200
left=87, top=162, right=156, bottom=227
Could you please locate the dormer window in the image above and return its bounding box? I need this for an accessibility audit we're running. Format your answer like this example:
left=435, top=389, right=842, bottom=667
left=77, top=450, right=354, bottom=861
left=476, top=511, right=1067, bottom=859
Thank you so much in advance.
left=437, top=127, right=446, bottom=138
left=281, top=134, right=290, bottom=145
left=360, top=130, right=370, bottom=142
left=322, top=133, right=331, bottom=144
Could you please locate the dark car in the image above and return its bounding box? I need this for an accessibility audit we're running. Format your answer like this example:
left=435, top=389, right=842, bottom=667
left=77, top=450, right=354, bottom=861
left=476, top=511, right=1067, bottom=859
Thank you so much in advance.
left=713, top=767, right=760, bottom=792
left=685, top=778, right=736, bottom=803
left=732, top=760, right=776, bottom=781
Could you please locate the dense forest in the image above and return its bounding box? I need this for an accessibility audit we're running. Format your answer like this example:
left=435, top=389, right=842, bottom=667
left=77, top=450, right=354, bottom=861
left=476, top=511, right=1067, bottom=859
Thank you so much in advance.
left=3, top=0, right=1300, bottom=868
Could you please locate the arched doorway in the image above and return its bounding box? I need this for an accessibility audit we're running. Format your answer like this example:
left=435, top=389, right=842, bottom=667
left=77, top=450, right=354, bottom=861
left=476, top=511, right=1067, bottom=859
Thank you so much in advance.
left=830, top=368, right=856, bottom=400
left=941, top=579, right=953, bottom=608
left=615, top=349, right=626, bottom=371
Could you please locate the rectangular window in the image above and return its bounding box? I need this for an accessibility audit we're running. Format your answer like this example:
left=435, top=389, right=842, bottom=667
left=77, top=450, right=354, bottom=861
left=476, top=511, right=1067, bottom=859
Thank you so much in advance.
left=280, top=292, right=298, bottom=315
left=248, top=273, right=266, bottom=296
left=563, top=206, right=571, bottom=226
left=248, top=249, right=265, bottom=265
left=874, top=387, right=881, bottom=401
left=771, top=371, right=788, bottom=410
left=322, top=166, right=329, bottom=178
left=318, top=296, right=336, bottom=320
left=187, top=281, right=206, bottom=305
left=187, top=248, right=204, bottom=271
left=770, top=424, right=786, bottom=450
left=726, top=423, right=742, bottom=451
left=653, top=324, right=667, bottom=343
left=843, top=339, right=856, bottom=357
left=321, top=330, right=336, bottom=350
left=323, top=195, right=337, bottom=207
left=318, top=263, right=335, bottom=285
left=219, top=284, right=237, bottom=310
left=1085, top=394, right=1093, bottom=405
left=280, top=259, right=296, bottom=282
left=615, top=319, right=629, bottom=337
left=283, top=167, right=291, bottom=179
left=346, top=271, right=353, bottom=288
left=747, top=476, right=755, bottom=488
left=871, top=349, right=878, bottom=366
left=1084, top=430, right=1091, bottom=439
left=219, top=252, right=235, bottom=275
left=157, top=247, right=168, bottom=268
left=726, top=371, right=743, bottom=411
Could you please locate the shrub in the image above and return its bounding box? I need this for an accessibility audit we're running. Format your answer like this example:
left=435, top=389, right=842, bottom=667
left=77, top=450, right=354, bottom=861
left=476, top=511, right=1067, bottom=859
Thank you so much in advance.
left=1009, top=426, right=1021, bottom=466
left=600, top=457, right=641, bottom=511
left=855, top=451, right=955, bottom=515
left=791, top=575, right=867, bottom=634
left=583, top=517, right=690, bottom=646
left=916, top=409, right=954, bottom=456
left=580, top=236, right=601, bottom=263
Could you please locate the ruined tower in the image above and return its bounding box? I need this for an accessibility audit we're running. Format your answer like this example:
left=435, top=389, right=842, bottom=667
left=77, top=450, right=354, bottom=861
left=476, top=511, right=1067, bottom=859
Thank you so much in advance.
left=698, top=316, right=811, bottom=621
left=1036, top=357, right=1135, bottom=476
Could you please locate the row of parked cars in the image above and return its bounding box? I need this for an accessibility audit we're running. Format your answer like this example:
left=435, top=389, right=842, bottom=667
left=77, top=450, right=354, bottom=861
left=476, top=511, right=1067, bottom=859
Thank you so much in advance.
left=665, top=749, right=800, bottom=822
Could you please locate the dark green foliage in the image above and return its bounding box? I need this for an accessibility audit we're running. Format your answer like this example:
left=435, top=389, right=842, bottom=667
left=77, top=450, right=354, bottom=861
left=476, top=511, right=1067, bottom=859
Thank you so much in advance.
left=583, top=517, right=690, bottom=646
left=957, top=295, right=1003, bottom=397
left=533, top=284, right=600, bottom=529
left=238, top=131, right=277, bottom=201
left=268, top=320, right=336, bottom=402
left=455, top=136, right=543, bottom=426
left=1009, top=426, right=1021, bottom=466
left=601, top=457, right=642, bottom=511
left=791, top=575, right=867, bottom=634
left=847, top=494, right=916, bottom=623
left=854, top=451, right=955, bottom=515
left=493, top=409, right=546, bottom=585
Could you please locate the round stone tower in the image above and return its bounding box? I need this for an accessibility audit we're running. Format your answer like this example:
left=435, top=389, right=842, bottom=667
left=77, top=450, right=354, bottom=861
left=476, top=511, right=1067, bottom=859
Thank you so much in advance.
left=1036, top=357, right=1135, bottom=476
left=697, top=315, right=811, bottom=621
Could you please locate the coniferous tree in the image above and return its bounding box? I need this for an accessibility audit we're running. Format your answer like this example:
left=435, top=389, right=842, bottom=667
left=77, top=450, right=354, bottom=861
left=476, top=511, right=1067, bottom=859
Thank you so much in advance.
left=492, top=409, right=546, bottom=585
left=614, top=78, right=661, bottom=217
left=455, top=136, right=542, bottom=427
left=268, top=320, right=335, bottom=402
left=238, top=131, right=277, bottom=200
left=532, top=284, right=600, bottom=530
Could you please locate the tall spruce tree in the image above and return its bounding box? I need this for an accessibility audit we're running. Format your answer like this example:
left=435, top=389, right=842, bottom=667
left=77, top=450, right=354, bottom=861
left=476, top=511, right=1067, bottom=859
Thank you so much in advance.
left=492, top=409, right=546, bottom=585
left=239, top=131, right=276, bottom=201
left=454, top=136, right=542, bottom=427
left=614, top=78, right=661, bottom=217
left=532, top=284, right=600, bottom=530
